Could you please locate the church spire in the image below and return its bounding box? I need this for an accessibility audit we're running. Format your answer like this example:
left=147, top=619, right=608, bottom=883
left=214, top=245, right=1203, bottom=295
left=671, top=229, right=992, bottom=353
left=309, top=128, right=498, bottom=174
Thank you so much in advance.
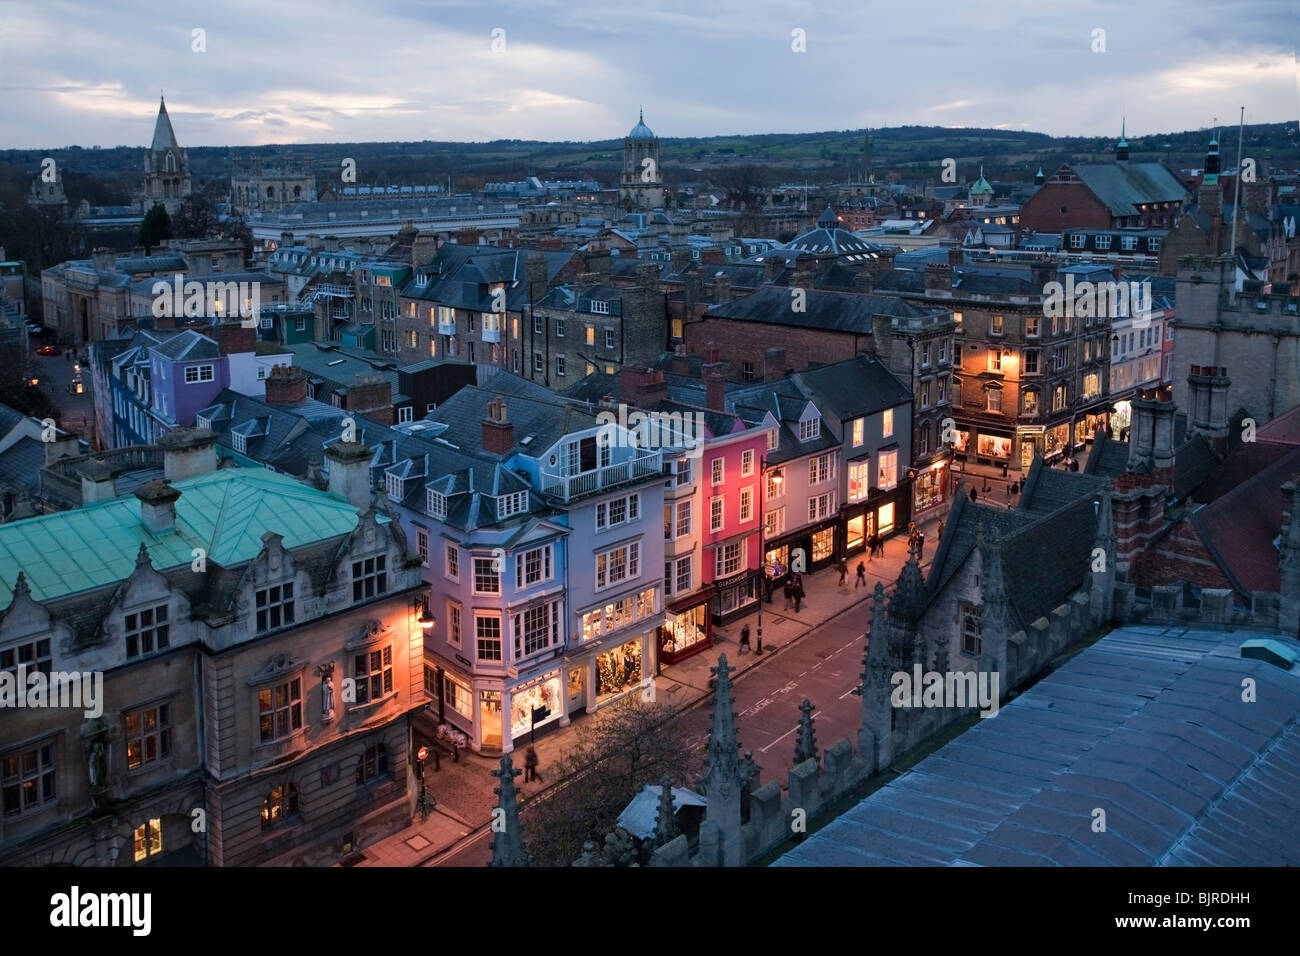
left=1116, top=118, right=1130, bottom=162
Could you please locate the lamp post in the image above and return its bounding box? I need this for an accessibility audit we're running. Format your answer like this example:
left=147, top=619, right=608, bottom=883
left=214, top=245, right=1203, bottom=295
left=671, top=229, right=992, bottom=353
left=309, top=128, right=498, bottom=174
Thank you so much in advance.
left=756, top=460, right=784, bottom=656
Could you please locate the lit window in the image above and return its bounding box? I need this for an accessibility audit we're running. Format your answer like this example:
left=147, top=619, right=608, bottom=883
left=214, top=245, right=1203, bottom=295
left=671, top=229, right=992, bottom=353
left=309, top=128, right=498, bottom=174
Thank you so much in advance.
left=258, top=678, right=302, bottom=742
left=261, top=784, right=299, bottom=830
left=852, top=418, right=864, bottom=446
left=352, top=644, right=393, bottom=704
left=133, top=818, right=163, bottom=862
left=125, top=704, right=171, bottom=771
left=877, top=449, right=898, bottom=490
left=882, top=409, right=893, bottom=438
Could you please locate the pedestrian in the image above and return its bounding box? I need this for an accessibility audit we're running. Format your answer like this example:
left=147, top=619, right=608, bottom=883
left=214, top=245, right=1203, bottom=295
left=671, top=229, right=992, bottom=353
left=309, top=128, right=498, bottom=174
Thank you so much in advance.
left=855, top=561, right=867, bottom=587
left=783, top=579, right=793, bottom=610
left=524, top=745, right=541, bottom=783
left=969, top=487, right=978, bottom=503
left=738, top=624, right=751, bottom=655
left=866, top=532, right=877, bottom=560
left=837, top=558, right=848, bottom=587
left=793, top=581, right=805, bottom=612
left=1006, top=482, right=1013, bottom=503
left=916, top=531, right=925, bottom=559
left=1001, top=461, right=1008, bottom=479
left=937, top=520, right=945, bottom=540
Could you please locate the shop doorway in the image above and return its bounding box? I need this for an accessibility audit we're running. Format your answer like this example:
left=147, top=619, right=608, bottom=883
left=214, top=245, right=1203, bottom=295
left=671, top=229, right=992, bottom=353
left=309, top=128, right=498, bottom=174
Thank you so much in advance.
left=567, top=666, right=586, bottom=714
left=480, top=690, right=502, bottom=750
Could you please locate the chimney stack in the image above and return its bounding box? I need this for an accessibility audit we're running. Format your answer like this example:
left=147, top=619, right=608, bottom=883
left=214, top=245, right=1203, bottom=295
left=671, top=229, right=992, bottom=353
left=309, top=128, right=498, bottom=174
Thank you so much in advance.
left=325, top=439, right=374, bottom=511
left=411, top=232, right=439, bottom=269
left=525, top=252, right=548, bottom=302
left=158, top=427, right=219, bottom=481
left=703, top=365, right=726, bottom=413
left=763, top=256, right=784, bottom=282
left=91, top=248, right=115, bottom=273
left=135, top=480, right=181, bottom=533
left=346, top=374, right=393, bottom=425
left=583, top=247, right=611, bottom=275
left=947, top=245, right=963, bottom=267
left=712, top=273, right=732, bottom=305
left=265, top=364, right=308, bottom=404
left=670, top=345, right=691, bottom=376
left=212, top=321, right=256, bottom=356
left=481, top=398, right=515, bottom=455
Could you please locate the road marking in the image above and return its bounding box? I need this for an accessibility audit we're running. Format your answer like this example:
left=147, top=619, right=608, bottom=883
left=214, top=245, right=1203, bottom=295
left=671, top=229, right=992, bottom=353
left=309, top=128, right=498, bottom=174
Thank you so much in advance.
left=760, top=710, right=818, bottom=753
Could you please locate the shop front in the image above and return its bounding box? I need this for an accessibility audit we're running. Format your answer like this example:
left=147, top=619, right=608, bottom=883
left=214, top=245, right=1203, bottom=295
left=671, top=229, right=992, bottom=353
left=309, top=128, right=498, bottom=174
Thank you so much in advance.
left=912, top=460, right=949, bottom=515
left=508, top=669, right=564, bottom=742
left=1075, top=410, right=1108, bottom=445
left=974, top=430, right=1014, bottom=466
left=594, top=635, right=645, bottom=703
left=1044, top=422, right=1071, bottom=460
left=711, top=567, right=758, bottom=622
left=763, top=517, right=841, bottom=584
left=1017, top=426, right=1044, bottom=472
left=1110, top=400, right=1132, bottom=440
left=660, top=591, right=713, bottom=665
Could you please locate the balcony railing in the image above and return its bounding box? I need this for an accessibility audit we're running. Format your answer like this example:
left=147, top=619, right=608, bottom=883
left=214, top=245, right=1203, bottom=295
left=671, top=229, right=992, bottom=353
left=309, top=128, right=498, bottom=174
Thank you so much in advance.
left=541, top=450, right=662, bottom=502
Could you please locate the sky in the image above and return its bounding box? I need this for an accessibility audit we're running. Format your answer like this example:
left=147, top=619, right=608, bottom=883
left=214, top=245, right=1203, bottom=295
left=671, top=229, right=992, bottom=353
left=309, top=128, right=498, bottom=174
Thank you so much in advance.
left=0, top=0, right=1295, bottom=149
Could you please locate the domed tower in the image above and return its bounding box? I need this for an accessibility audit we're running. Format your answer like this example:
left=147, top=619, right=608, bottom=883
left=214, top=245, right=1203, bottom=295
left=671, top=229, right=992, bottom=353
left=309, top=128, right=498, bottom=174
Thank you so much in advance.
left=620, top=108, right=664, bottom=211
left=141, top=94, right=192, bottom=215
left=1198, top=131, right=1223, bottom=214
left=968, top=166, right=993, bottom=207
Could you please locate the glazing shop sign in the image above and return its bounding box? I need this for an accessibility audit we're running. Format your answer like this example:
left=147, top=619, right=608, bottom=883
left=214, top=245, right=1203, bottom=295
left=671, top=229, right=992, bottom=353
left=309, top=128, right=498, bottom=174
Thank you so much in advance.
left=152, top=274, right=261, bottom=328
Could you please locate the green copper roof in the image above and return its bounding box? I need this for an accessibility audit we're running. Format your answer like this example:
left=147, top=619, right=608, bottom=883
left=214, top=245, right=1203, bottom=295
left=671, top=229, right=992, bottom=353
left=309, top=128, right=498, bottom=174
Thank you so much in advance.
left=970, top=175, right=993, bottom=194
left=0, top=468, right=380, bottom=606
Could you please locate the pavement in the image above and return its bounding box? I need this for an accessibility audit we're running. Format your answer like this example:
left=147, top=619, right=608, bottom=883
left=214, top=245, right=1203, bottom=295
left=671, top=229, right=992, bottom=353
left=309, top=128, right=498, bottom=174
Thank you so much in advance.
left=355, top=508, right=951, bottom=867
left=32, top=348, right=95, bottom=442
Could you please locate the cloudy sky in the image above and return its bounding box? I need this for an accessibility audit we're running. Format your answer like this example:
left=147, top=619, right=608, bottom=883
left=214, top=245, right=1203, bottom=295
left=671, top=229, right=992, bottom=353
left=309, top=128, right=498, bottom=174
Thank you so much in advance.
left=0, top=0, right=1295, bottom=149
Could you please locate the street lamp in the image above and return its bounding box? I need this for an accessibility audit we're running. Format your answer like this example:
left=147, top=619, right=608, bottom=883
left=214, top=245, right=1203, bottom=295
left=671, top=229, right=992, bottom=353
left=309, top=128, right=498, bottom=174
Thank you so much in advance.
left=411, top=593, right=436, bottom=629
left=756, top=461, right=783, bottom=656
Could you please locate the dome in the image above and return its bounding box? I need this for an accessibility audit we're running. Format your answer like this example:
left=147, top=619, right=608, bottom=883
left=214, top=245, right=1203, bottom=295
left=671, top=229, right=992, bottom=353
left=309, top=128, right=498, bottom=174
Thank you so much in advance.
left=628, top=108, right=655, bottom=140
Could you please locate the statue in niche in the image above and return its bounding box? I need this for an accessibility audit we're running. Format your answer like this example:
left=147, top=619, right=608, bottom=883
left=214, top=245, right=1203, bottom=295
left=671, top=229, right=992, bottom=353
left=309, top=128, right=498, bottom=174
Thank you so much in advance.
left=88, top=740, right=107, bottom=806
left=318, top=661, right=336, bottom=723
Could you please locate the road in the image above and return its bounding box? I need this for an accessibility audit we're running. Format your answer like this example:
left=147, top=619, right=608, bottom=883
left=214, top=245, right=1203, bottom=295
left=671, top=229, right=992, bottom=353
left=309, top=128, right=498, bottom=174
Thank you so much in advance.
left=425, top=600, right=874, bottom=867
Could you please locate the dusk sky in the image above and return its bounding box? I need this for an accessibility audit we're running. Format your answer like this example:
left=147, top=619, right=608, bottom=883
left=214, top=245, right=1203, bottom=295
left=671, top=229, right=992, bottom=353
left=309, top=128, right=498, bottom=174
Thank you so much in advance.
left=0, top=0, right=1295, bottom=149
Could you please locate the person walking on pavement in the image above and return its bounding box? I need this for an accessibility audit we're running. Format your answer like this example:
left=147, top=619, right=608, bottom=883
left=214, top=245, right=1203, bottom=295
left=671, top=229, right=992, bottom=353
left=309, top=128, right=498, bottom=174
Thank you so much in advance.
left=793, top=579, right=805, bottom=612
left=938, top=519, right=945, bottom=541
left=855, top=561, right=867, bottom=588
left=969, top=486, right=978, bottom=503
left=783, top=579, right=794, bottom=610
left=738, top=624, right=751, bottom=655
left=524, top=745, right=541, bottom=783
left=866, top=532, right=878, bottom=560
left=837, top=557, right=848, bottom=587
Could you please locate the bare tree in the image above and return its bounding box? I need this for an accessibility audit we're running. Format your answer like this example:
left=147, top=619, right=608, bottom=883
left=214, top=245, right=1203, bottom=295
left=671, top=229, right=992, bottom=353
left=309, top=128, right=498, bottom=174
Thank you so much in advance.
left=519, top=696, right=700, bottom=867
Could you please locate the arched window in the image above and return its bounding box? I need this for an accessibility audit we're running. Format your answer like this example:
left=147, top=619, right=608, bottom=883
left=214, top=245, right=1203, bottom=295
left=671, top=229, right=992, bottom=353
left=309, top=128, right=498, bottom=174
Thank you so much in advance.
left=165, top=151, right=176, bottom=173
left=267, top=186, right=275, bottom=199
left=261, top=783, right=299, bottom=829
left=293, top=185, right=301, bottom=198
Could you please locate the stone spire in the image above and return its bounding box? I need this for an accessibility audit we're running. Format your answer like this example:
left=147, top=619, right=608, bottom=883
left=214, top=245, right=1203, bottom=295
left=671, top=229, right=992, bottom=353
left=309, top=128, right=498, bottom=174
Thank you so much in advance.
left=488, top=755, right=530, bottom=867
left=652, top=776, right=679, bottom=848
left=794, top=699, right=818, bottom=766
left=978, top=524, right=1010, bottom=678
left=858, top=582, right=896, bottom=775
left=888, top=538, right=928, bottom=667
left=135, top=542, right=153, bottom=569
left=698, top=654, right=745, bottom=867
left=1278, top=481, right=1300, bottom=636
left=699, top=654, right=742, bottom=796
left=151, top=95, right=181, bottom=154
left=1090, top=491, right=1117, bottom=621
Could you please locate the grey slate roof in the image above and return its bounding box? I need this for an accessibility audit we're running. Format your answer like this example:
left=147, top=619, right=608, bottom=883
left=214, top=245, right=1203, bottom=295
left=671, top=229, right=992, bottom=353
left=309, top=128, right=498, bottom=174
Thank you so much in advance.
left=775, top=625, right=1300, bottom=866
left=1071, top=162, right=1189, bottom=217
left=706, top=286, right=934, bottom=333
left=151, top=328, right=220, bottom=361
left=792, top=357, right=912, bottom=420
left=0, top=436, right=44, bottom=497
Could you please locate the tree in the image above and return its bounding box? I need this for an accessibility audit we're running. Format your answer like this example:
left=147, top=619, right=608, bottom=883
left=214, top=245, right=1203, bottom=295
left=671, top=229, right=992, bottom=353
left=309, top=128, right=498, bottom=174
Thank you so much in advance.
left=138, top=203, right=171, bottom=254
left=519, top=696, right=700, bottom=867
left=171, top=192, right=218, bottom=239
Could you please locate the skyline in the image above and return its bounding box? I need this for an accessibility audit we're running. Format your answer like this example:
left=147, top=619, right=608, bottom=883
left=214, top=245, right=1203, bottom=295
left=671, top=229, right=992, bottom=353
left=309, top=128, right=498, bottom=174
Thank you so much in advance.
left=0, top=0, right=1295, bottom=149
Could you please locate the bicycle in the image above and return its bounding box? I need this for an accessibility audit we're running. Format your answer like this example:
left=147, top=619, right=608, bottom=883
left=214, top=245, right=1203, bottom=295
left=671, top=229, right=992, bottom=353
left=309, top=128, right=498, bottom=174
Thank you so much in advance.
left=416, top=785, right=436, bottom=822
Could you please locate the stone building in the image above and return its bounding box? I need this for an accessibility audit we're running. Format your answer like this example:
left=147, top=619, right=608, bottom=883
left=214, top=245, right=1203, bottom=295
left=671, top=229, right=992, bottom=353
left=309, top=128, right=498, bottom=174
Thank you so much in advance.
left=140, top=96, right=192, bottom=216
left=0, top=429, right=426, bottom=866
left=231, top=160, right=318, bottom=216
left=620, top=110, right=664, bottom=212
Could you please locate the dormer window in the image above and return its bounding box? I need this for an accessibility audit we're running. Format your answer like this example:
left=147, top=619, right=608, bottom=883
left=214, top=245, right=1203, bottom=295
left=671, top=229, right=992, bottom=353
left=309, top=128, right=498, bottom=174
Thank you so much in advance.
left=386, top=473, right=403, bottom=500
left=427, top=490, right=447, bottom=518
left=590, top=300, right=610, bottom=315
left=233, top=432, right=247, bottom=454
left=799, top=418, right=820, bottom=442
left=498, top=491, right=528, bottom=518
